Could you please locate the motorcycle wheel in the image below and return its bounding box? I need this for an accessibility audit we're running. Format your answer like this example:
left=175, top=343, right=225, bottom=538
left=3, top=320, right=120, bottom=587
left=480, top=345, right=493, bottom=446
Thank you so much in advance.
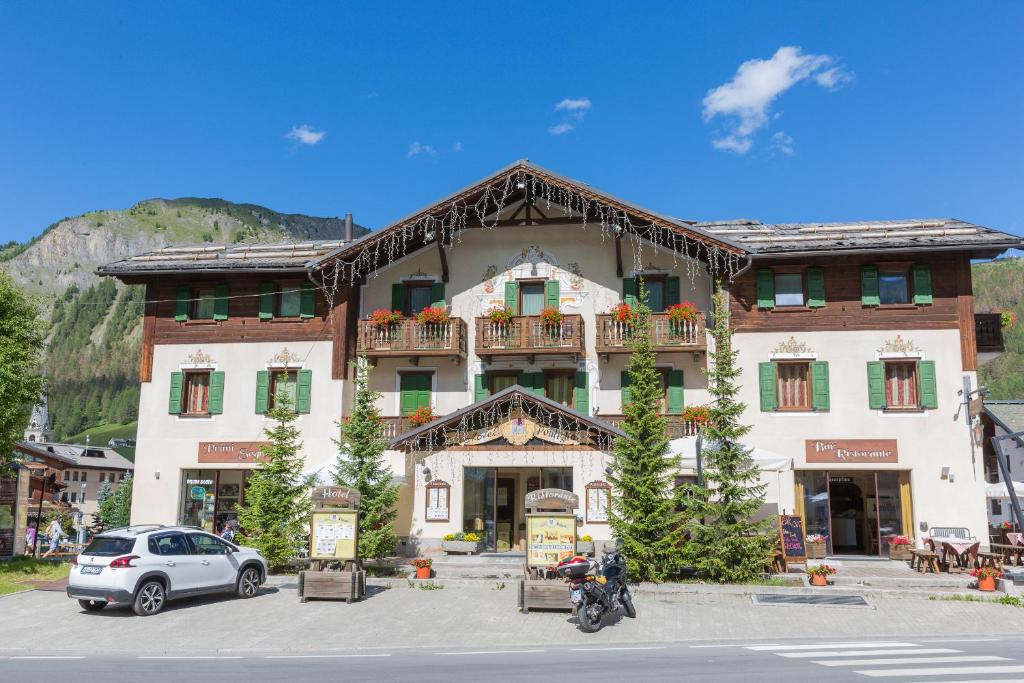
left=577, top=600, right=604, bottom=633
left=621, top=588, right=637, bottom=618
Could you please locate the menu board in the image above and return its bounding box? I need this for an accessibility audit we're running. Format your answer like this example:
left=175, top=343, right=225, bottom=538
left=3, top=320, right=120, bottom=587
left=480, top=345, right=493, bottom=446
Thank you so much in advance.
left=425, top=484, right=449, bottom=522
left=586, top=485, right=610, bottom=523
left=526, top=514, right=577, bottom=567
left=778, top=514, right=807, bottom=564
left=310, top=510, right=359, bottom=561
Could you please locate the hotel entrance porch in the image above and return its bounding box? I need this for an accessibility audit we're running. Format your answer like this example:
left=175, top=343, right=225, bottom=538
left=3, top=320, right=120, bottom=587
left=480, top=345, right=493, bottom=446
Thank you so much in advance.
left=462, top=466, right=572, bottom=552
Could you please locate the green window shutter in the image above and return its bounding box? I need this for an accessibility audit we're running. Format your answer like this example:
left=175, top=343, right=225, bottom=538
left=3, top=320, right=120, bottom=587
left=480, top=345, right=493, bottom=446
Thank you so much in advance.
left=531, top=372, right=545, bottom=397
left=255, top=370, right=270, bottom=414
left=504, top=281, right=518, bottom=312
left=861, top=265, right=880, bottom=306
left=807, top=267, right=826, bottom=308
left=622, top=278, right=637, bottom=306
left=391, top=283, right=406, bottom=312
left=866, top=361, right=886, bottom=409
left=666, top=276, right=681, bottom=307
left=574, top=371, right=589, bottom=415
left=810, top=361, right=829, bottom=411
left=430, top=282, right=446, bottom=308
left=209, top=371, right=225, bottom=415
left=918, top=360, right=938, bottom=409
left=667, top=369, right=685, bottom=415
left=756, top=269, right=775, bottom=309
left=299, top=282, right=315, bottom=318
left=168, top=372, right=184, bottom=414
left=174, top=286, right=190, bottom=322
left=545, top=280, right=560, bottom=309
left=400, top=373, right=431, bottom=415
left=295, top=369, right=313, bottom=413
left=258, top=283, right=275, bottom=320
left=758, top=362, right=777, bottom=411
left=474, top=374, right=489, bottom=402
left=213, top=284, right=229, bottom=321
left=912, top=265, right=933, bottom=305
left=620, top=370, right=632, bottom=408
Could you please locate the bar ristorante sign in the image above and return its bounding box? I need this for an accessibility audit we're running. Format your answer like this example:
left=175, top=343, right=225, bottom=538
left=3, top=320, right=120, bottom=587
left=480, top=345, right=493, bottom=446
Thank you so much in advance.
left=805, top=439, right=898, bottom=464
left=198, top=441, right=271, bottom=464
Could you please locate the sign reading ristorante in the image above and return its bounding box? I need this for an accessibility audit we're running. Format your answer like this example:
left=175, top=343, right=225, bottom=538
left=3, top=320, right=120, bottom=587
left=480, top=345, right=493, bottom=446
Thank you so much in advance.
left=198, top=441, right=271, bottom=463
left=805, top=439, right=898, bottom=464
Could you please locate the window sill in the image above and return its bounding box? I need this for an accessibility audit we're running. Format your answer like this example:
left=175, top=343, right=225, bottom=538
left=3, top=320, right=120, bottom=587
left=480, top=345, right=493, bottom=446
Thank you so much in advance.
left=179, top=413, right=212, bottom=418
left=873, top=304, right=919, bottom=310
left=882, top=407, right=925, bottom=414
left=182, top=319, right=220, bottom=326
left=772, top=306, right=812, bottom=313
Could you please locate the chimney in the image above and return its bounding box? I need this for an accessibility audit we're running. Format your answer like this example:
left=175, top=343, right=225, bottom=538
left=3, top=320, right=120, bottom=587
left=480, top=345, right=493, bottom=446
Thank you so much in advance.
left=344, top=213, right=353, bottom=242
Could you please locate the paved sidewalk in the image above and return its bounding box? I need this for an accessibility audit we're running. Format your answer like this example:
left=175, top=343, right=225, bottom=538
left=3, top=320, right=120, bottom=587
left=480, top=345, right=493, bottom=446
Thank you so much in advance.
left=2, top=580, right=1023, bottom=654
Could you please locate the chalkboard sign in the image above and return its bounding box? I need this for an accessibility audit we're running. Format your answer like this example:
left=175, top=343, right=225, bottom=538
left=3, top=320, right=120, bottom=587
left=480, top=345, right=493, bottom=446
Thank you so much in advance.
left=778, top=514, right=807, bottom=565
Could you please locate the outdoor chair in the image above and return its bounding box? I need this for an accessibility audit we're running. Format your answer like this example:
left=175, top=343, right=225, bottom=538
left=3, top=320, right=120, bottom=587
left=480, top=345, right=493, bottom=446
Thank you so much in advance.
left=928, top=527, right=976, bottom=541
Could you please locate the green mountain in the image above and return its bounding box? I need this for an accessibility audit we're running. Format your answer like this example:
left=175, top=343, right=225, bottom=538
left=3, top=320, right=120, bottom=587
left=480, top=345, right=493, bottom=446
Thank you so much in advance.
left=974, top=257, right=1024, bottom=399
left=1, top=198, right=366, bottom=440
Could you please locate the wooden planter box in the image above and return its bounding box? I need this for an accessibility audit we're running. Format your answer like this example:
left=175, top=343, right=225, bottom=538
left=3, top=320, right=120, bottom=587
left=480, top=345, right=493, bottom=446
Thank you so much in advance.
left=519, top=578, right=571, bottom=613
left=442, top=540, right=483, bottom=555
left=576, top=541, right=595, bottom=556
left=889, top=544, right=913, bottom=561
left=807, top=541, right=827, bottom=560
left=298, top=570, right=366, bottom=604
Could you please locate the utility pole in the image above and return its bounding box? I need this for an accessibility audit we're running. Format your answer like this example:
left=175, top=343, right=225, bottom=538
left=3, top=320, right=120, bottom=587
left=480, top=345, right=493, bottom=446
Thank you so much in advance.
left=992, top=431, right=1024, bottom=532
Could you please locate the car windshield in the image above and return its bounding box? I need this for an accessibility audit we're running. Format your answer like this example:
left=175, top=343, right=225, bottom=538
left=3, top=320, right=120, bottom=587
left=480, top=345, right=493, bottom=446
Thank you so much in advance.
left=83, top=537, right=136, bottom=556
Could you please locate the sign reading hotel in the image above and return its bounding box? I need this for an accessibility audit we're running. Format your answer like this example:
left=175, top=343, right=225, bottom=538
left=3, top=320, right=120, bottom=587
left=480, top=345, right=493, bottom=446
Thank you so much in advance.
left=198, top=441, right=271, bottom=464
left=805, top=439, right=898, bottom=464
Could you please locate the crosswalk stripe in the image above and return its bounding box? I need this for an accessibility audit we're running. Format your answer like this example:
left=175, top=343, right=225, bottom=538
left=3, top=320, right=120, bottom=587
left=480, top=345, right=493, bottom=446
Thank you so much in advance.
left=858, top=665, right=1024, bottom=678
left=747, top=642, right=918, bottom=652
left=780, top=648, right=960, bottom=659
left=817, top=655, right=1008, bottom=667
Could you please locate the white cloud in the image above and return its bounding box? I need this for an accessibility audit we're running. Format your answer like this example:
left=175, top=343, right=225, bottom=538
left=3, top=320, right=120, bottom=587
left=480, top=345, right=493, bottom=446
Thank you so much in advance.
left=549, top=97, right=591, bottom=135
left=554, top=97, right=592, bottom=114
left=286, top=124, right=326, bottom=146
left=407, top=141, right=437, bottom=158
left=771, top=131, right=795, bottom=156
left=702, top=46, right=852, bottom=154
left=548, top=123, right=575, bottom=136
left=452, top=141, right=463, bottom=152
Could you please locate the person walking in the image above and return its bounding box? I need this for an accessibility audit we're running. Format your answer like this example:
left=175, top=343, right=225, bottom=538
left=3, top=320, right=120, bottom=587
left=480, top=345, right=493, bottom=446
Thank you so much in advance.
left=24, top=524, right=37, bottom=556
left=42, top=516, right=65, bottom=558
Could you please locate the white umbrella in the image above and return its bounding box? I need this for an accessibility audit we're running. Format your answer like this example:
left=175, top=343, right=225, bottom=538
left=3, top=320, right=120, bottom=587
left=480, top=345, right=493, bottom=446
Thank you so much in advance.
left=669, top=438, right=793, bottom=473
left=985, top=480, right=1024, bottom=498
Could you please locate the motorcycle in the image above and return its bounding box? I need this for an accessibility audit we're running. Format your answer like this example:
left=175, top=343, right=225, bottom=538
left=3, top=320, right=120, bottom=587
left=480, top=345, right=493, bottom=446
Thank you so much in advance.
left=555, top=546, right=636, bottom=633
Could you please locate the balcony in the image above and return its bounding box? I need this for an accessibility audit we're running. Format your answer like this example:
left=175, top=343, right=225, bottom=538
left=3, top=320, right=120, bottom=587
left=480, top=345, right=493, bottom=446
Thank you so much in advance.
left=975, top=313, right=1005, bottom=354
left=475, top=314, right=584, bottom=361
left=379, top=416, right=414, bottom=439
left=356, top=317, right=467, bottom=362
left=595, top=313, right=707, bottom=356
left=600, top=415, right=699, bottom=439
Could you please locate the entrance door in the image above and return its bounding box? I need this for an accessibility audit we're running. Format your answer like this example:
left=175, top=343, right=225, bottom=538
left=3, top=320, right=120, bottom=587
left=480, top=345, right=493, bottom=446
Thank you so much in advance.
left=495, top=478, right=515, bottom=552
left=828, top=479, right=866, bottom=554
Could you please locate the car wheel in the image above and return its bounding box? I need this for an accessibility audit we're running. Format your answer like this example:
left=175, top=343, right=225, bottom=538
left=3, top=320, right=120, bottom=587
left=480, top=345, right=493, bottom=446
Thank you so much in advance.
left=133, top=580, right=166, bottom=616
left=78, top=599, right=106, bottom=612
left=236, top=567, right=260, bottom=599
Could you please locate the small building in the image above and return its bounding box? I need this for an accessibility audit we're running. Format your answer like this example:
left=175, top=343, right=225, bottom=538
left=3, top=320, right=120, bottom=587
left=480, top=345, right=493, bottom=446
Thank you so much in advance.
left=981, top=400, right=1024, bottom=539
left=2, top=444, right=70, bottom=557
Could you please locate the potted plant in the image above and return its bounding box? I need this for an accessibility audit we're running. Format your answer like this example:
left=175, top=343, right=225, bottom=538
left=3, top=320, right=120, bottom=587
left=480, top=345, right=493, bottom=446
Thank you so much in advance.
left=682, top=405, right=713, bottom=430
left=576, top=535, right=595, bottom=556
left=971, top=566, right=1002, bottom=592
left=806, top=534, right=827, bottom=560
left=407, top=405, right=436, bottom=427
left=411, top=558, right=433, bottom=580
left=370, top=308, right=403, bottom=327
left=416, top=306, right=450, bottom=326
left=888, top=535, right=913, bottom=561
left=807, top=563, right=836, bottom=587
left=998, top=309, right=1018, bottom=330
left=665, top=301, right=699, bottom=323
left=610, top=302, right=637, bottom=326
left=441, top=532, right=483, bottom=555
left=487, top=307, right=515, bottom=326
left=539, top=306, right=563, bottom=325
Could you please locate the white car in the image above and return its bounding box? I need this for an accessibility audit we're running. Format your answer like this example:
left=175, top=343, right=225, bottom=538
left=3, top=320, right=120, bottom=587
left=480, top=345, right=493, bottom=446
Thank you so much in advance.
left=67, top=525, right=268, bottom=616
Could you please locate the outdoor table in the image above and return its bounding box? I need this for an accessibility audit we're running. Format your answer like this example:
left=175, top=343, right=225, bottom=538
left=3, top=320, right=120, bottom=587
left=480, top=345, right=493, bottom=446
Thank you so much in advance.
left=993, top=543, right=1024, bottom=566
left=926, top=537, right=980, bottom=570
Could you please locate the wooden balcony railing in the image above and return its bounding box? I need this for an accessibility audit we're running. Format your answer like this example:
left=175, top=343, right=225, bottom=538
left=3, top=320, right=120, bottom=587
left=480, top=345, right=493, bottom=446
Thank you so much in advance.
left=595, top=313, right=707, bottom=354
left=975, top=313, right=1005, bottom=354
left=475, top=314, right=584, bottom=358
left=601, top=415, right=700, bottom=438
left=357, top=318, right=467, bottom=358
left=379, top=416, right=414, bottom=439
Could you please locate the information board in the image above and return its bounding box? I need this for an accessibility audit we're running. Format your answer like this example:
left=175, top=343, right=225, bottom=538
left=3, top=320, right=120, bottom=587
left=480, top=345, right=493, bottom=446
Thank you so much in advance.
left=526, top=514, right=577, bottom=567
left=310, top=510, right=359, bottom=561
left=778, top=514, right=807, bottom=565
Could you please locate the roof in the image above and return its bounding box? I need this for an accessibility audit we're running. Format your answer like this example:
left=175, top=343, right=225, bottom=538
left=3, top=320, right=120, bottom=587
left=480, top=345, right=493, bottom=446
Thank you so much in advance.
left=984, top=400, right=1024, bottom=437
left=17, top=442, right=134, bottom=471
left=699, top=218, right=1022, bottom=256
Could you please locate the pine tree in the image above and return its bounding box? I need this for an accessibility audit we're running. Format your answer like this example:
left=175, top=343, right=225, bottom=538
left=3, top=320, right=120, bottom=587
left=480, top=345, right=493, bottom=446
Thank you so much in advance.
left=235, top=397, right=313, bottom=571
left=683, top=286, right=775, bottom=582
left=332, top=358, right=400, bottom=560
left=107, top=476, right=133, bottom=528
left=607, top=284, right=687, bottom=582
left=95, top=481, right=114, bottom=530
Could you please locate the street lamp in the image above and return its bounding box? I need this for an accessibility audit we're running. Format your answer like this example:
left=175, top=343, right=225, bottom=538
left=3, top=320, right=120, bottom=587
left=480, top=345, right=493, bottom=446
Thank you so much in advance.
left=991, top=431, right=1024, bottom=531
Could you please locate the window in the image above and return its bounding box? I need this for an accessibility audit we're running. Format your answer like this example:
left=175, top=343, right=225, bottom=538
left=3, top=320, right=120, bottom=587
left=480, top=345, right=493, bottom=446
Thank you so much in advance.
left=148, top=533, right=190, bottom=556
left=99, top=473, right=105, bottom=483
left=519, top=282, right=545, bottom=316
left=543, top=370, right=575, bottom=407
left=884, top=361, right=919, bottom=409
left=406, top=283, right=434, bottom=316
left=992, top=499, right=1003, bottom=516
left=399, top=372, right=432, bottom=416
left=270, top=370, right=298, bottom=410
left=488, top=373, right=518, bottom=395
left=878, top=268, right=910, bottom=305
left=69, top=492, right=77, bottom=503
left=278, top=285, right=302, bottom=317
left=774, top=272, right=805, bottom=307
left=193, top=288, right=217, bottom=320
left=776, top=362, right=811, bottom=411
left=63, top=471, right=69, bottom=482
left=80, top=471, right=87, bottom=482
left=188, top=533, right=233, bottom=555
left=119, top=472, right=126, bottom=481
left=183, top=370, right=212, bottom=415
left=642, top=276, right=667, bottom=312
left=83, top=537, right=136, bottom=556
left=72, top=471, right=79, bottom=482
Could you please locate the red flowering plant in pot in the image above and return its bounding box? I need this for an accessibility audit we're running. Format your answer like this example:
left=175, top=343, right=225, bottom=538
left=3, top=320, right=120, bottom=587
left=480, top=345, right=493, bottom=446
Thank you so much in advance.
left=370, top=308, right=403, bottom=327
left=807, top=564, right=837, bottom=587
left=971, top=566, right=1002, bottom=592
left=1001, top=521, right=1014, bottom=530
left=487, top=307, right=516, bottom=326
left=407, top=405, right=436, bottom=427
left=411, top=558, right=433, bottom=580
left=539, top=306, right=563, bottom=325
left=665, top=301, right=699, bottom=323
left=416, top=306, right=450, bottom=325
left=888, top=534, right=913, bottom=561
left=610, top=302, right=638, bottom=326
left=682, top=405, right=713, bottom=430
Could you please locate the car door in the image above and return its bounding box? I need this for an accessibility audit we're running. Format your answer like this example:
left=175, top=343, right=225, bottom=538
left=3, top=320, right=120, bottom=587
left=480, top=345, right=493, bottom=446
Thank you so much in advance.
left=148, top=532, right=202, bottom=592
left=186, top=533, right=239, bottom=589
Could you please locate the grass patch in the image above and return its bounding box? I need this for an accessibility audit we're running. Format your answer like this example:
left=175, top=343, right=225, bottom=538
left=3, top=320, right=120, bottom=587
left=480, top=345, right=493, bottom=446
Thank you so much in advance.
left=929, top=593, right=1023, bottom=607
left=66, top=422, right=137, bottom=461
left=0, top=558, right=71, bottom=596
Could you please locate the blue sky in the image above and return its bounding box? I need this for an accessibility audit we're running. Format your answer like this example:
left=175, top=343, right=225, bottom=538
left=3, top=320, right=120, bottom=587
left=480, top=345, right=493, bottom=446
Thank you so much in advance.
left=2, top=2, right=1022, bottom=243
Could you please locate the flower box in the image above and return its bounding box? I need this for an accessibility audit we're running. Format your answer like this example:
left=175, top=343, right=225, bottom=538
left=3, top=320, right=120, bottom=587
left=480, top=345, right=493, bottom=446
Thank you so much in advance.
left=576, top=540, right=595, bottom=556
left=442, top=540, right=483, bottom=555
left=807, top=541, right=827, bottom=559
left=889, top=544, right=913, bottom=561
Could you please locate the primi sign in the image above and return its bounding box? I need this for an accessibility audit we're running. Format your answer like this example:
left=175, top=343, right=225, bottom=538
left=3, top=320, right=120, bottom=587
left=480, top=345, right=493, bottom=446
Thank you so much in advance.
left=805, top=439, right=898, bottom=464
left=198, top=441, right=270, bottom=463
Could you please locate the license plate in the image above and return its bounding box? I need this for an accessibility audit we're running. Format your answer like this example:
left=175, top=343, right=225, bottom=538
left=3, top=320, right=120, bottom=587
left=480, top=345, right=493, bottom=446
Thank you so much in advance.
left=81, top=566, right=102, bottom=575
left=570, top=588, right=583, bottom=603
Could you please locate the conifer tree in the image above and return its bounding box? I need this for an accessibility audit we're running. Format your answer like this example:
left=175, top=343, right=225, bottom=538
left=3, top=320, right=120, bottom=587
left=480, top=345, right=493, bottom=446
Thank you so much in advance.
left=332, top=358, right=400, bottom=560
left=107, top=475, right=133, bottom=528
left=607, top=284, right=687, bottom=582
left=95, top=481, right=114, bottom=530
left=236, top=397, right=313, bottom=571
left=683, top=286, right=774, bottom=582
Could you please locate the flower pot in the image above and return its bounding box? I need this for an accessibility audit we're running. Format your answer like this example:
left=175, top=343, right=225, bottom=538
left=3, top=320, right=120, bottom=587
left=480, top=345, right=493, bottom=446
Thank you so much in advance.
left=810, top=574, right=828, bottom=587
left=889, top=545, right=913, bottom=562
left=807, top=542, right=827, bottom=560
left=415, top=566, right=431, bottom=580
left=442, top=540, right=482, bottom=555
left=576, top=541, right=595, bottom=556
left=977, top=576, right=996, bottom=592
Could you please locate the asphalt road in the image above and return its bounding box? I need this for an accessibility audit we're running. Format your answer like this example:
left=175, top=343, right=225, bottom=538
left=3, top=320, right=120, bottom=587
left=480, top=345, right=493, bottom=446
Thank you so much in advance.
left=3, top=637, right=1023, bottom=682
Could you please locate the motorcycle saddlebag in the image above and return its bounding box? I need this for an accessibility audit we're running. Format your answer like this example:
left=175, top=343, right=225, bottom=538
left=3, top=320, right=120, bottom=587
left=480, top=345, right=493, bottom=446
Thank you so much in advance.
left=555, top=556, right=591, bottom=580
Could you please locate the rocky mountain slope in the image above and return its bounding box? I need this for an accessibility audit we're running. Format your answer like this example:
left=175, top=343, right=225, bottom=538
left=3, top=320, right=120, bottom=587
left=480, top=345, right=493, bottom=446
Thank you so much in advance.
left=974, top=257, right=1024, bottom=399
